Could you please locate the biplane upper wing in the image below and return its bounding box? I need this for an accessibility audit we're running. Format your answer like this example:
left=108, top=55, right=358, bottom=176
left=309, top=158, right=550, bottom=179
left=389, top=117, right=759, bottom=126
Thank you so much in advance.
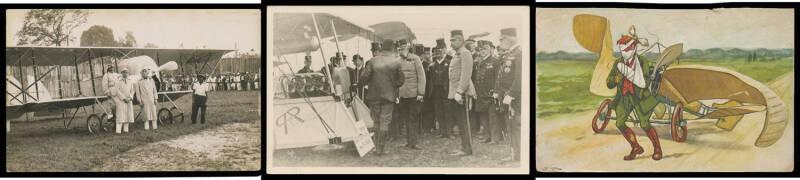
left=6, top=96, right=109, bottom=119
left=274, top=13, right=377, bottom=56
left=369, top=21, right=416, bottom=41
left=658, top=65, right=789, bottom=147
left=6, top=46, right=235, bottom=72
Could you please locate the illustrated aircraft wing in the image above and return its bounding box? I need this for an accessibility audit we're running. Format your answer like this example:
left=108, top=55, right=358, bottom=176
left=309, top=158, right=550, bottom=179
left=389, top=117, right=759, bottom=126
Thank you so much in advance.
left=274, top=13, right=377, bottom=56
left=370, top=21, right=416, bottom=41
left=6, top=96, right=109, bottom=120
left=573, top=14, right=617, bottom=96
left=657, top=65, right=788, bottom=147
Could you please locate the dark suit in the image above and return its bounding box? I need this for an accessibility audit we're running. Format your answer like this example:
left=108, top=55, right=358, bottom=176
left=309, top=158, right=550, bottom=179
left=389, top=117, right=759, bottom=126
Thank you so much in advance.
left=420, top=60, right=435, bottom=133
left=348, top=66, right=365, bottom=99
left=360, top=52, right=404, bottom=154
left=429, top=55, right=451, bottom=136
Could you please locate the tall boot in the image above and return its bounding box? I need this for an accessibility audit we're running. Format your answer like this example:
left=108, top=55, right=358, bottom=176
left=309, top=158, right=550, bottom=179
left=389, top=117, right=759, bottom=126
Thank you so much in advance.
left=646, top=127, right=663, bottom=160
left=375, top=131, right=386, bottom=156
left=621, top=128, right=644, bottom=160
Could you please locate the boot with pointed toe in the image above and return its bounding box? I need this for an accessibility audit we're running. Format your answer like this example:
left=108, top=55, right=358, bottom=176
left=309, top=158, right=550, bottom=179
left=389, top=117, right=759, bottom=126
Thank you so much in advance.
left=646, top=127, right=663, bottom=160
left=622, top=128, right=644, bottom=161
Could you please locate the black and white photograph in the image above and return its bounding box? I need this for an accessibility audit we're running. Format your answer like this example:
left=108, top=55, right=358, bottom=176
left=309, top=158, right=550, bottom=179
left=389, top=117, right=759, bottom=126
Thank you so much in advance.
left=266, top=6, right=529, bottom=174
left=5, top=9, right=262, bottom=172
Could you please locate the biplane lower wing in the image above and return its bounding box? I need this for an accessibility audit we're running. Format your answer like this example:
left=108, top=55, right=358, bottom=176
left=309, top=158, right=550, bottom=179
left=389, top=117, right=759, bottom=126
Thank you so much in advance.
left=273, top=96, right=373, bottom=149
left=6, top=96, right=109, bottom=119
left=658, top=65, right=788, bottom=147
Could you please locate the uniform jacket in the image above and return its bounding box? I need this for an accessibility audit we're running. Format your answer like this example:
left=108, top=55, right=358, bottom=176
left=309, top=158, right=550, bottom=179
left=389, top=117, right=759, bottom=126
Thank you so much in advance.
left=360, top=52, right=405, bottom=103
left=473, top=54, right=500, bottom=111
left=495, top=45, right=522, bottom=111
left=448, top=46, right=477, bottom=99
left=398, top=53, right=426, bottom=98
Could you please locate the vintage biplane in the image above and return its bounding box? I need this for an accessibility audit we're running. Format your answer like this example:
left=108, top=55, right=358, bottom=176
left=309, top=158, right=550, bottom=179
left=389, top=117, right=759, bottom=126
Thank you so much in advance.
left=573, top=14, right=789, bottom=147
left=6, top=46, right=235, bottom=134
left=272, top=13, right=422, bottom=156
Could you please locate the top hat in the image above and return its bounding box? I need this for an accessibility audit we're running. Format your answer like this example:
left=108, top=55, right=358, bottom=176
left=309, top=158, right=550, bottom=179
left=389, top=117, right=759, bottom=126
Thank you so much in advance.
left=435, top=38, right=446, bottom=49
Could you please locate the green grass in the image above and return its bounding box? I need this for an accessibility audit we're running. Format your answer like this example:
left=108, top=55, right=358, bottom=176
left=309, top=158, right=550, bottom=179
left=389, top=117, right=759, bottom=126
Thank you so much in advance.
left=5, top=90, right=261, bottom=172
left=536, top=58, right=794, bottom=118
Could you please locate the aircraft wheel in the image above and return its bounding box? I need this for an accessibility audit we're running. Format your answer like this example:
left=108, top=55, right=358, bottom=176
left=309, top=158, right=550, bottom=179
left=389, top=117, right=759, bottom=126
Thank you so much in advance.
left=170, top=107, right=184, bottom=123
left=671, top=102, right=688, bottom=142
left=158, top=108, right=173, bottom=125
left=100, top=113, right=114, bottom=132
left=592, top=99, right=612, bottom=133
left=87, top=114, right=102, bottom=134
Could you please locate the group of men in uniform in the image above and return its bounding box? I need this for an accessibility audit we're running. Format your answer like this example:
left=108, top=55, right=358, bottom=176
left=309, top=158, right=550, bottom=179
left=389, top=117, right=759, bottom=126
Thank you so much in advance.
left=354, top=27, right=521, bottom=161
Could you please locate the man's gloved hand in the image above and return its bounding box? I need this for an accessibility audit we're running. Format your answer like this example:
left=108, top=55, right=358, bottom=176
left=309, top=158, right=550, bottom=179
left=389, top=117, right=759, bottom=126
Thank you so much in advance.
left=396, top=98, right=400, bottom=104
left=416, top=95, right=424, bottom=102
left=492, top=93, right=499, bottom=99
left=455, top=93, right=463, bottom=104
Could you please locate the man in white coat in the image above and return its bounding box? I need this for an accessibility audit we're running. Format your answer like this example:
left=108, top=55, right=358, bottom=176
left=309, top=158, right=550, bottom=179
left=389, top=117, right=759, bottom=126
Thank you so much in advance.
left=102, top=66, right=120, bottom=120
left=135, top=69, right=159, bottom=130
left=114, top=68, right=135, bottom=134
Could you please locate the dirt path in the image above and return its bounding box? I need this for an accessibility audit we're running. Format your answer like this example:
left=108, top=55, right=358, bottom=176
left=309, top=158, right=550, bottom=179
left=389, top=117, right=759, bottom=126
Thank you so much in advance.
left=92, top=120, right=261, bottom=171
left=536, top=72, right=794, bottom=172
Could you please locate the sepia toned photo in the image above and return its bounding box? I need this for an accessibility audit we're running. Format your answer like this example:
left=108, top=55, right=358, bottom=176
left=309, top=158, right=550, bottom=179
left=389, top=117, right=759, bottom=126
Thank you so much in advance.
left=536, top=8, right=794, bottom=172
left=5, top=9, right=262, bottom=172
left=266, top=6, right=529, bottom=174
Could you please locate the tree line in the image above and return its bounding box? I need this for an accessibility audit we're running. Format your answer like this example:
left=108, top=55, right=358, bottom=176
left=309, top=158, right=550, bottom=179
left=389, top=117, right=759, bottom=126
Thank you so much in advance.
left=536, top=48, right=793, bottom=62
left=15, top=9, right=159, bottom=48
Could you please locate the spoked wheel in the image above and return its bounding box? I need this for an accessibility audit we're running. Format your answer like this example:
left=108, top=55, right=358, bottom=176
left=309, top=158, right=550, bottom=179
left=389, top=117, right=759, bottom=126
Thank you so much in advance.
left=87, top=114, right=102, bottom=134
left=671, top=102, right=688, bottom=142
left=591, top=99, right=613, bottom=133
left=99, top=113, right=113, bottom=132
left=170, top=107, right=184, bottom=123
left=158, top=108, right=173, bottom=125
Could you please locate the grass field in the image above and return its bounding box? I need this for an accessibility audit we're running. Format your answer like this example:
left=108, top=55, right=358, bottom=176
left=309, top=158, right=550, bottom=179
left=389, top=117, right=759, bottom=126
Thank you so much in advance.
left=272, top=132, right=520, bottom=168
left=5, top=90, right=261, bottom=172
left=536, top=58, right=795, bottom=118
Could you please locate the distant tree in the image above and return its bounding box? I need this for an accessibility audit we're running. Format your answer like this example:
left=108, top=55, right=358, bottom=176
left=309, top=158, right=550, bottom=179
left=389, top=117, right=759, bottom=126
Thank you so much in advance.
left=16, top=9, right=89, bottom=46
left=79, top=25, right=116, bottom=47
left=143, top=42, right=158, bottom=48
left=117, top=31, right=137, bottom=47
left=687, top=49, right=703, bottom=58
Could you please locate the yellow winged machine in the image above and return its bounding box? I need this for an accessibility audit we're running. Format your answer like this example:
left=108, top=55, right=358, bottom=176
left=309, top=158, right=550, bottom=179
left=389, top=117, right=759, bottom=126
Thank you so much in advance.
left=574, top=14, right=788, bottom=147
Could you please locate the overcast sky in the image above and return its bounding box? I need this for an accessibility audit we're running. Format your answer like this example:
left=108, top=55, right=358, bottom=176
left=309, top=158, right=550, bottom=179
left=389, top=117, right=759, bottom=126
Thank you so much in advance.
left=268, top=6, right=529, bottom=71
left=7, top=9, right=260, bottom=54
left=536, top=8, right=794, bottom=53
